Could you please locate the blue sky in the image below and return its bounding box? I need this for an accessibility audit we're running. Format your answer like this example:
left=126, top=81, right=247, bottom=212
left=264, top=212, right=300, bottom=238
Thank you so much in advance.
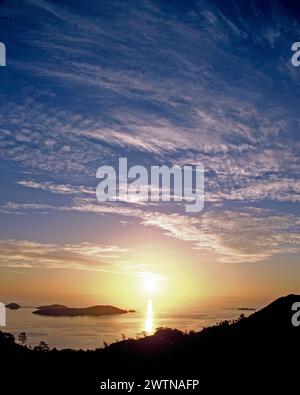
left=0, top=0, right=299, bottom=304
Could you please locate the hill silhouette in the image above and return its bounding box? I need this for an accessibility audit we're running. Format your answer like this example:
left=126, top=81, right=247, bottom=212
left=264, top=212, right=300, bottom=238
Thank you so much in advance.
left=1, top=294, right=300, bottom=390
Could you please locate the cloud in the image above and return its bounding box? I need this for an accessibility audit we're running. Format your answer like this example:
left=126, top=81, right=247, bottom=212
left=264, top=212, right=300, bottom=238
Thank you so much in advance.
left=0, top=198, right=145, bottom=218
left=0, top=0, right=299, bottom=270
left=17, top=180, right=94, bottom=195
left=0, top=240, right=128, bottom=272
left=2, top=202, right=54, bottom=212
left=225, top=178, right=300, bottom=203
left=2, top=197, right=299, bottom=265
left=1, top=0, right=299, bottom=206
left=142, top=209, right=300, bottom=264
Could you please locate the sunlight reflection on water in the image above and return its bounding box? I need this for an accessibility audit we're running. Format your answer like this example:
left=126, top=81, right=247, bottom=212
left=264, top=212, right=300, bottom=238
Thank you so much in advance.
left=5, top=305, right=254, bottom=350
left=144, top=299, right=155, bottom=334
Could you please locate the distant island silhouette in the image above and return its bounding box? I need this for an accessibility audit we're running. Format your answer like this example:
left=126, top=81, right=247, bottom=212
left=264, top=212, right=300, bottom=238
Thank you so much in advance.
left=1, top=294, right=300, bottom=390
left=33, top=304, right=136, bottom=316
left=36, top=304, right=67, bottom=309
left=5, top=303, right=21, bottom=310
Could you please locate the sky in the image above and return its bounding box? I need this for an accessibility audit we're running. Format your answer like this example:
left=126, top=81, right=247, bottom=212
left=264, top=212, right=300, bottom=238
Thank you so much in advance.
left=0, top=0, right=299, bottom=310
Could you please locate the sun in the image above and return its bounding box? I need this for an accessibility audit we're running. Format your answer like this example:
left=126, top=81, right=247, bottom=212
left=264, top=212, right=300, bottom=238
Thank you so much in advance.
left=144, top=278, right=156, bottom=294
left=139, top=273, right=162, bottom=295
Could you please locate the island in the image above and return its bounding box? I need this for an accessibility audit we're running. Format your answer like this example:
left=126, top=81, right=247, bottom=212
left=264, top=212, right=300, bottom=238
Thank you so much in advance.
left=32, top=304, right=135, bottom=317
left=5, top=303, right=21, bottom=310
left=36, top=304, right=67, bottom=309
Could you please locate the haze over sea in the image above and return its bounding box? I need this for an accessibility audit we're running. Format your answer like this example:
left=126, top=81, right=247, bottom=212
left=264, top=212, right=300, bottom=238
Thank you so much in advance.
left=5, top=301, right=256, bottom=350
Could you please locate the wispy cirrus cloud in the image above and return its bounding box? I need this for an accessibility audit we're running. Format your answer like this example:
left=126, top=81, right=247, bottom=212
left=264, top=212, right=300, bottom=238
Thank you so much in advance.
left=143, top=209, right=300, bottom=263
left=17, top=180, right=94, bottom=195
left=225, top=178, right=300, bottom=203
left=0, top=240, right=128, bottom=272
left=2, top=197, right=299, bottom=264
left=0, top=0, right=299, bottom=273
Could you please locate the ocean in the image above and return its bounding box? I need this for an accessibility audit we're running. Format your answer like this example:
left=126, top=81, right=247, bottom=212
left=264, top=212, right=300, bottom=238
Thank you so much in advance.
left=4, top=301, right=255, bottom=350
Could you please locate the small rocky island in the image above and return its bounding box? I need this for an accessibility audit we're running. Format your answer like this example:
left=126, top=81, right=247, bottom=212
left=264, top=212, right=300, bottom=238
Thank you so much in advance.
left=33, top=304, right=136, bottom=317
left=6, top=303, right=21, bottom=310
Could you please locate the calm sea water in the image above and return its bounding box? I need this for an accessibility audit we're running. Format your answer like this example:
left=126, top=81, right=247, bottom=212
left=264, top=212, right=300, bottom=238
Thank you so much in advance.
left=5, top=302, right=254, bottom=350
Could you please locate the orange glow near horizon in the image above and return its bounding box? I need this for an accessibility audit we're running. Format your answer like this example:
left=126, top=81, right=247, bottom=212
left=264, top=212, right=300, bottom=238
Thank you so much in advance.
left=1, top=238, right=299, bottom=312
